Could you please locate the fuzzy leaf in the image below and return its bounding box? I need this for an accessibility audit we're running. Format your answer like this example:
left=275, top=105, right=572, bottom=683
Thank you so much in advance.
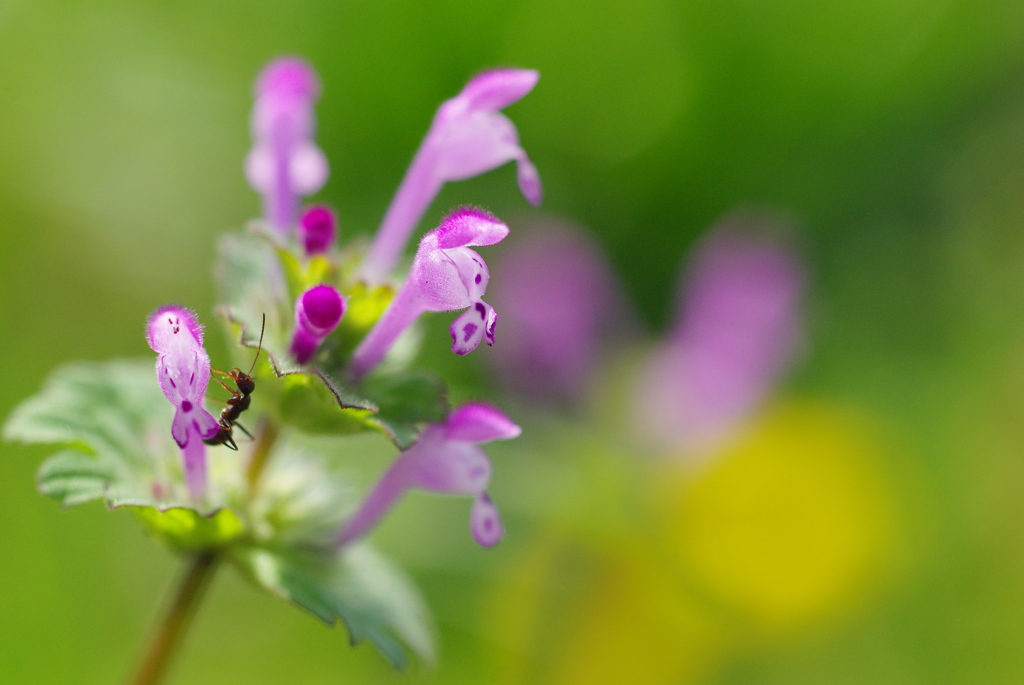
left=360, top=372, right=450, bottom=448
left=276, top=245, right=335, bottom=303
left=231, top=543, right=433, bottom=668
left=277, top=371, right=380, bottom=436
left=215, top=229, right=293, bottom=370
left=4, top=359, right=224, bottom=521
left=36, top=449, right=116, bottom=507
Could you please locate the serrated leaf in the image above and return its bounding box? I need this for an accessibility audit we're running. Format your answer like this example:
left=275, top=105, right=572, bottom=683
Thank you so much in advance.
left=5, top=360, right=163, bottom=460
left=231, top=543, right=433, bottom=668
left=4, top=359, right=219, bottom=517
left=360, top=372, right=450, bottom=449
left=277, top=371, right=381, bottom=436
left=215, top=229, right=292, bottom=367
left=36, top=449, right=116, bottom=506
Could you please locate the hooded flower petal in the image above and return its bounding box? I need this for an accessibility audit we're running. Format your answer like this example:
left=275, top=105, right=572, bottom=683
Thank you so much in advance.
left=361, top=70, right=540, bottom=283
left=444, top=402, right=523, bottom=442
left=146, top=305, right=220, bottom=499
left=350, top=208, right=509, bottom=379
left=459, top=69, right=541, bottom=111
left=338, top=404, right=519, bottom=548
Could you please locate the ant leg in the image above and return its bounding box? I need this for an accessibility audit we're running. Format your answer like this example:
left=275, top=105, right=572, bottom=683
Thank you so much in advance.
left=212, top=376, right=237, bottom=395
left=234, top=421, right=254, bottom=440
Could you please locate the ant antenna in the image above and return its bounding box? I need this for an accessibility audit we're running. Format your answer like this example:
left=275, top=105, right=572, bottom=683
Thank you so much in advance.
left=247, top=313, right=266, bottom=376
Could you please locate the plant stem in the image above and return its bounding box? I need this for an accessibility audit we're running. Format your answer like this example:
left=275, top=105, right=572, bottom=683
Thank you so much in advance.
left=245, top=416, right=279, bottom=498
left=129, top=551, right=219, bottom=685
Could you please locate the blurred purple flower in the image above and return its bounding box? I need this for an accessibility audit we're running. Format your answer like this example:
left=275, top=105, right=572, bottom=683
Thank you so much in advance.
left=350, top=207, right=508, bottom=380
left=360, top=69, right=541, bottom=283
left=488, top=220, right=626, bottom=403
left=244, top=57, right=328, bottom=234
left=339, top=403, right=521, bottom=548
left=290, top=284, right=346, bottom=365
left=298, top=205, right=338, bottom=256
left=633, top=214, right=805, bottom=453
left=146, top=305, right=220, bottom=498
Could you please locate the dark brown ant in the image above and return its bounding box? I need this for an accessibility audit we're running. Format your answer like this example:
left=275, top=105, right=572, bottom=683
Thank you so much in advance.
left=204, top=315, right=265, bottom=451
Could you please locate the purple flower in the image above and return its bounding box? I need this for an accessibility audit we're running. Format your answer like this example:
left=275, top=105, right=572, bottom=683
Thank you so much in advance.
left=633, top=215, right=805, bottom=453
left=487, top=220, right=627, bottom=402
left=338, top=403, right=521, bottom=548
left=350, top=207, right=509, bottom=380
left=298, top=205, right=337, bottom=256
left=290, top=285, right=346, bottom=365
left=244, top=57, right=328, bottom=234
left=146, top=305, right=220, bottom=498
left=360, top=69, right=541, bottom=283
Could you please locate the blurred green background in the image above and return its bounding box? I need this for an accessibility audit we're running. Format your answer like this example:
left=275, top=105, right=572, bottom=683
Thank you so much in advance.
left=4, top=0, right=1024, bottom=682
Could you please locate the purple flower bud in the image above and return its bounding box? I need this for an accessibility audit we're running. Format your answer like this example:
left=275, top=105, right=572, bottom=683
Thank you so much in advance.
left=488, top=221, right=627, bottom=402
left=338, top=403, right=521, bottom=548
left=146, top=305, right=220, bottom=499
left=298, top=205, right=337, bottom=256
left=244, top=57, right=328, bottom=234
left=290, top=284, right=346, bottom=365
left=361, top=69, right=541, bottom=283
left=633, top=214, right=806, bottom=454
left=349, top=208, right=508, bottom=380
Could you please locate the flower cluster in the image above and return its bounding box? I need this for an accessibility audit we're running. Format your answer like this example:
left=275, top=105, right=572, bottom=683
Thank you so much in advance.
left=7, top=55, right=542, bottom=672
left=145, top=57, right=539, bottom=546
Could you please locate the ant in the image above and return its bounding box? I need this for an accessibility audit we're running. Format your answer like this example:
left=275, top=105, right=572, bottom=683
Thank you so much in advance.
left=204, top=315, right=265, bottom=451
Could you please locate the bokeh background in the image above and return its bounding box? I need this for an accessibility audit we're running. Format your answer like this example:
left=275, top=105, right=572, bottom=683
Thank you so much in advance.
left=4, top=0, right=1024, bottom=682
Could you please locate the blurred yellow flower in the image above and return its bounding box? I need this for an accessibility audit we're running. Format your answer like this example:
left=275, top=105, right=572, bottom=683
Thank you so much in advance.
left=662, top=400, right=899, bottom=632
left=491, top=535, right=724, bottom=685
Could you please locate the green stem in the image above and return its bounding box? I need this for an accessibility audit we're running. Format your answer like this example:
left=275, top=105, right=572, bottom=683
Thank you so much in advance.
left=245, top=416, right=279, bottom=499
left=130, top=416, right=279, bottom=684
left=129, top=552, right=219, bottom=685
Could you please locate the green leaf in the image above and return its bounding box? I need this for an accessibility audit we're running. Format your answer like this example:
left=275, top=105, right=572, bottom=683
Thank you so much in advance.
left=277, top=371, right=380, bottom=436
left=215, top=228, right=293, bottom=370
left=276, top=245, right=336, bottom=303
left=5, top=359, right=164, bottom=459
left=231, top=543, right=433, bottom=668
left=4, top=359, right=218, bottom=517
left=360, top=372, right=450, bottom=448
left=36, top=449, right=115, bottom=507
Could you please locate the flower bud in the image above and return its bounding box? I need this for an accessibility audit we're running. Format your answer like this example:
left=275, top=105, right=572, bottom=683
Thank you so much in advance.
left=290, top=284, right=346, bottom=364
left=298, top=205, right=337, bottom=256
